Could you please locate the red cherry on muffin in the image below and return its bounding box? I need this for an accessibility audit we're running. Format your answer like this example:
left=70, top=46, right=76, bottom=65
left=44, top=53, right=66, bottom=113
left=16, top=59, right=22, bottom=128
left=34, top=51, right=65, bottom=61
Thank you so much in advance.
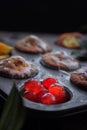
left=42, top=77, right=58, bottom=89
left=49, top=83, right=66, bottom=103
left=24, top=79, right=43, bottom=94
left=23, top=91, right=37, bottom=102
left=36, top=88, right=48, bottom=102
left=41, top=92, right=56, bottom=104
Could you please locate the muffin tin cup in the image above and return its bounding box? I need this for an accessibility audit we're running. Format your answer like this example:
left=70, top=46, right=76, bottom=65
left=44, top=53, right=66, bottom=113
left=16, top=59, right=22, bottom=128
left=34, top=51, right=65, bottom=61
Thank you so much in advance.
left=0, top=32, right=87, bottom=118
left=18, top=78, right=72, bottom=105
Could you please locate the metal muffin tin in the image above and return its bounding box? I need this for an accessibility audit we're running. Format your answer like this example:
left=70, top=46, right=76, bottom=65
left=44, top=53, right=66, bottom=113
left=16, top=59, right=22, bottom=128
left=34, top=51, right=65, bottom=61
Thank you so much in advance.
left=0, top=31, right=87, bottom=118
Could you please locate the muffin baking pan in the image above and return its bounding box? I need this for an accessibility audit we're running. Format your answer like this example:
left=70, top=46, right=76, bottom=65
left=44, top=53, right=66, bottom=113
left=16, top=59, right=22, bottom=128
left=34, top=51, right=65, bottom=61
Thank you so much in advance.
left=0, top=31, right=87, bottom=118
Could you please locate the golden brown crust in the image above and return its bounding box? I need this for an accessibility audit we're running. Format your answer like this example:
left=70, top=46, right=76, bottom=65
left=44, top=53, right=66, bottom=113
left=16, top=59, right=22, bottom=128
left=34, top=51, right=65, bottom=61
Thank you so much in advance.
left=41, top=51, right=80, bottom=71
left=55, top=32, right=84, bottom=49
left=15, top=35, right=52, bottom=54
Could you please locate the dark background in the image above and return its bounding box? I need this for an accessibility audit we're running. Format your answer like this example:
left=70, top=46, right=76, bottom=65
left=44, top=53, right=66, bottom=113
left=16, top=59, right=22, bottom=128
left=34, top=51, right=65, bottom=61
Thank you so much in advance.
left=0, top=0, right=87, bottom=33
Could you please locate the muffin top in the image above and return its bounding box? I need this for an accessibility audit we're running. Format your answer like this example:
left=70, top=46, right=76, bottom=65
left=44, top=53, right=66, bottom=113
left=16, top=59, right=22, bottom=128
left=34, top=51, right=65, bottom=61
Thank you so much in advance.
left=15, top=35, right=52, bottom=53
left=55, top=32, right=84, bottom=49
left=0, top=56, right=38, bottom=79
left=70, top=67, right=87, bottom=88
left=41, top=51, right=80, bottom=71
left=0, top=56, right=29, bottom=71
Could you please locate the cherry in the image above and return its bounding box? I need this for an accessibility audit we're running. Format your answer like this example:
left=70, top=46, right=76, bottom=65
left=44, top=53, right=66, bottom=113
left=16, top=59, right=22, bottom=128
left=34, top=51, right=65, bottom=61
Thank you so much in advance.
left=23, top=79, right=43, bottom=94
left=49, top=83, right=66, bottom=103
left=42, top=77, right=58, bottom=89
left=36, top=88, right=48, bottom=102
left=23, top=91, right=37, bottom=102
left=22, top=78, right=68, bottom=105
left=41, top=92, right=56, bottom=104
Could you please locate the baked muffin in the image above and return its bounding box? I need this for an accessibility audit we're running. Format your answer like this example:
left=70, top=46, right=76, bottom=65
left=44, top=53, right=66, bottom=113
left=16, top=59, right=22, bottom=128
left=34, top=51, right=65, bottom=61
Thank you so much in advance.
left=15, top=35, right=52, bottom=53
left=0, top=56, right=38, bottom=79
left=40, top=51, right=80, bottom=71
left=55, top=32, right=84, bottom=49
left=70, top=67, right=87, bottom=88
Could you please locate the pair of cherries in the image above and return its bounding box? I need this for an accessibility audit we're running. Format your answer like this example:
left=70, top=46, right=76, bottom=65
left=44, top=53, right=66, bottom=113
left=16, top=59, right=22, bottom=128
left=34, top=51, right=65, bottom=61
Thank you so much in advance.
left=23, top=77, right=68, bottom=105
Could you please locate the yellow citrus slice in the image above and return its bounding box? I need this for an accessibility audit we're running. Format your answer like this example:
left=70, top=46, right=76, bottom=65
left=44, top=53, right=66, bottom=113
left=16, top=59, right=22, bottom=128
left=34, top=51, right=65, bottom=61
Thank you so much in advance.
left=0, top=55, right=10, bottom=60
left=0, top=42, right=14, bottom=55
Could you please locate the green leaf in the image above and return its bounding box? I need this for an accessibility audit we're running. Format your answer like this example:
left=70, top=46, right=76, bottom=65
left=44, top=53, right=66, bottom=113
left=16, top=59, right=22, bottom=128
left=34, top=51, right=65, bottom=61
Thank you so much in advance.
left=0, top=82, right=26, bottom=130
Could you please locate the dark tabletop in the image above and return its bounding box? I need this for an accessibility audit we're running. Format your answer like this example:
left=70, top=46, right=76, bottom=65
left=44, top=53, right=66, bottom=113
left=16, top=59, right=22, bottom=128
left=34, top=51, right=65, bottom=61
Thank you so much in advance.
left=0, top=0, right=87, bottom=33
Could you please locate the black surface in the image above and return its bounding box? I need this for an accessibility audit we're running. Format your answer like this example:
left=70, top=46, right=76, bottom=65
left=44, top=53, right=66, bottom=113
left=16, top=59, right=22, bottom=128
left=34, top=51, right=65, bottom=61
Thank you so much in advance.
left=0, top=0, right=87, bottom=33
left=0, top=89, right=7, bottom=117
left=21, top=112, right=87, bottom=130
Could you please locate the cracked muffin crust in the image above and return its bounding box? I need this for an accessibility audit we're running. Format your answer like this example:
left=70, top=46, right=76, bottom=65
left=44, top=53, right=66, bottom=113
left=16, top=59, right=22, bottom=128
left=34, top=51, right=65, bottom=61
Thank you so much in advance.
left=0, top=56, right=38, bottom=79
left=15, top=35, right=52, bottom=53
left=40, top=51, right=80, bottom=71
left=70, top=67, right=87, bottom=88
